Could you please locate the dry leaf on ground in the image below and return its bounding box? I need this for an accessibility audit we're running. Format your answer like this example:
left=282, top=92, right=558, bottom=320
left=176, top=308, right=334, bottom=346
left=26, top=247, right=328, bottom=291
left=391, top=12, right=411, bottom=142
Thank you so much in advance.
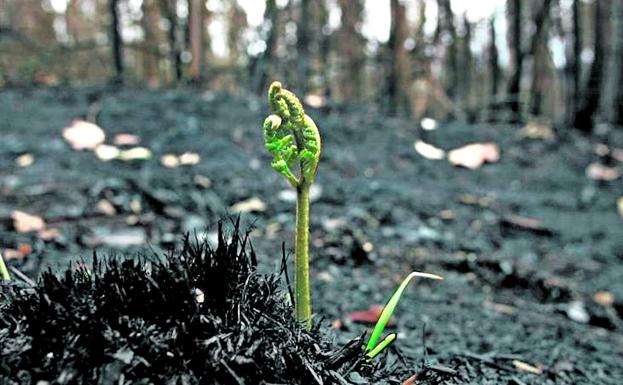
left=15, top=153, right=35, bottom=167
left=348, top=304, right=394, bottom=325
left=113, top=133, right=141, bottom=145
left=62, top=119, right=106, bottom=150
left=593, top=291, right=614, bottom=306
left=95, top=144, right=121, bottom=161
left=118, top=147, right=152, bottom=161
left=414, top=140, right=446, bottom=160
left=448, top=143, right=500, bottom=170
left=230, top=197, right=266, bottom=213
left=11, top=210, right=45, bottom=233
left=585, top=163, right=619, bottom=181
left=517, top=121, right=554, bottom=140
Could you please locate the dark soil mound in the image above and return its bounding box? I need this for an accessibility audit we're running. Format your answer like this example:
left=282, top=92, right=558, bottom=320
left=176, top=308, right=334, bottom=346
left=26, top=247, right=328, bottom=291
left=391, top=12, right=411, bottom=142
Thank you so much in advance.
left=0, top=220, right=395, bottom=385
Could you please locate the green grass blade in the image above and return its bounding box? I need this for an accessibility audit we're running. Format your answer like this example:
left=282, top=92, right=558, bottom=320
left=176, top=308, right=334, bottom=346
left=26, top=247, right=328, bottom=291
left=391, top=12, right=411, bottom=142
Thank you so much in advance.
left=0, top=252, right=10, bottom=281
left=366, top=333, right=396, bottom=359
left=365, top=271, right=442, bottom=354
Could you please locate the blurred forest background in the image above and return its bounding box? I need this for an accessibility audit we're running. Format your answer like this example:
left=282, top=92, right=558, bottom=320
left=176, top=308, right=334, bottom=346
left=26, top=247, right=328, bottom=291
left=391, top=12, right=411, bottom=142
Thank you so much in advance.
left=1, top=0, right=623, bottom=131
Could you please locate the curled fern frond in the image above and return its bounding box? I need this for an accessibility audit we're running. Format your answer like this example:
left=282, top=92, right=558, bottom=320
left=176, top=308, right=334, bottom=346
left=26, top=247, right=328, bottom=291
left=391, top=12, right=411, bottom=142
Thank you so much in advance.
left=264, top=81, right=321, bottom=187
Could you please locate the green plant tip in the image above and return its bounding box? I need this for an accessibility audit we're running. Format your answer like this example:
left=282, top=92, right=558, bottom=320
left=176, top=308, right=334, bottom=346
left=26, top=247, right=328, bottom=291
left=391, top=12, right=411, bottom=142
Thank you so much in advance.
left=0, top=253, right=10, bottom=281
left=365, top=271, right=443, bottom=357
left=366, top=333, right=396, bottom=359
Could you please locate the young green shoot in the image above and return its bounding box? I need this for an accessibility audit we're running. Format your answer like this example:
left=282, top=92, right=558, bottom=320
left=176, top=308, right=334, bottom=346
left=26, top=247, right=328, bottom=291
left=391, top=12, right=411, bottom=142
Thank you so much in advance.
left=263, top=81, right=321, bottom=329
left=365, top=271, right=443, bottom=359
left=0, top=252, right=10, bottom=281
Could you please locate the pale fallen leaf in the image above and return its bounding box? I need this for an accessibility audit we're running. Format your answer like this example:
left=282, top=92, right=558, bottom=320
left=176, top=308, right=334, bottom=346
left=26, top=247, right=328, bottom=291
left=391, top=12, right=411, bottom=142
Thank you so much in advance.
left=593, top=291, right=614, bottom=306
left=195, top=288, right=205, bottom=303
left=512, top=360, right=543, bottom=375
left=414, top=140, right=446, bottom=160
left=38, top=227, right=61, bottom=241
left=618, top=197, right=623, bottom=217
left=3, top=243, right=33, bottom=260
left=420, top=117, right=438, bottom=131
left=179, top=152, right=200, bottom=165
left=96, top=199, right=117, bottom=216
left=118, top=147, right=152, bottom=161
left=95, top=144, right=120, bottom=161
left=304, top=94, right=325, bottom=108
left=3, top=249, right=24, bottom=261
left=585, top=163, right=619, bottom=181
left=517, top=121, right=554, bottom=140
left=161, top=154, right=180, bottom=168
left=11, top=210, right=45, bottom=233
left=113, top=133, right=141, bottom=146
left=193, top=174, right=212, bottom=189
left=401, top=374, right=418, bottom=385
left=348, top=304, right=394, bottom=325
left=62, top=119, right=106, bottom=150
left=566, top=301, right=589, bottom=323
left=230, top=197, right=266, bottom=213
left=448, top=143, right=500, bottom=170
left=15, top=153, right=34, bottom=167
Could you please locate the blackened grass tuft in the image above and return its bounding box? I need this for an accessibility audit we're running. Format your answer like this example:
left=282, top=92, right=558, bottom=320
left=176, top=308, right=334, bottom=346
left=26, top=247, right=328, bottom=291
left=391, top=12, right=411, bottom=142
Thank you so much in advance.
left=0, top=219, right=399, bottom=384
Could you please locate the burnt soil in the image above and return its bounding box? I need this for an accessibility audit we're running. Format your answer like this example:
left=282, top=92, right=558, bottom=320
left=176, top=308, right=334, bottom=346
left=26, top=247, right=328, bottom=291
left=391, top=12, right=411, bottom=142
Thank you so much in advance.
left=1, top=86, right=623, bottom=384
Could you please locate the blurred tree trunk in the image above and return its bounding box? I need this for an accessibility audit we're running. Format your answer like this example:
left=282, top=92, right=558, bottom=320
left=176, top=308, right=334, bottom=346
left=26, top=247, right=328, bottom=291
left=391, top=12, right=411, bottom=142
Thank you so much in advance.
left=253, top=0, right=279, bottom=93
left=574, top=0, right=610, bottom=131
left=461, top=14, right=473, bottom=114
left=528, top=0, right=553, bottom=116
left=438, top=0, right=458, bottom=100
left=387, top=0, right=411, bottom=114
left=337, top=0, right=365, bottom=100
left=488, top=16, right=500, bottom=100
left=189, top=0, right=204, bottom=83
left=297, top=0, right=311, bottom=93
left=158, top=0, right=182, bottom=83
left=316, top=1, right=331, bottom=98
left=227, top=2, right=247, bottom=65
left=506, top=0, right=523, bottom=122
left=141, top=0, right=162, bottom=86
left=109, top=0, right=124, bottom=83
left=614, top=1, right=623, bottom=124
left=566, top=0, right=581, bottom=126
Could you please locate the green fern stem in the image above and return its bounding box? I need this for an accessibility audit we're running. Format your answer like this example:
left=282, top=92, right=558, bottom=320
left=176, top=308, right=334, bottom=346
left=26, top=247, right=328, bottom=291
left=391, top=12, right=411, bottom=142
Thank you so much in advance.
left=295, top=183, right=311, bottom=328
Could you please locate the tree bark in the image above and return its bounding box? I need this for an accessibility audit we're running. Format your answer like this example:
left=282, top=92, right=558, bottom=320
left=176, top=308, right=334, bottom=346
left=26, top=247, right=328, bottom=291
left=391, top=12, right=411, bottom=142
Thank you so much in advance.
left=387, top=0, right=411, bottom=114
left=528, top=0, right=553, bottom=116
left=438, top=0, right=458, bottom=100
left=109, top=0, right=123, bottom=83
left=506, top=0, right=523, bottom=122
left=566, top=0, right=581, bottom=125
left=614, top=1, right=623, bottom=124
left=488, top=16, right=500, bottom=100
left=297, top=0, right=311, bottom=94
left=254, top=0, right=279, bottom=93
left=189, top=0, right=204, bottom=83
left=158, top=0, right=182, bottom=83
left=574, top=0, right=610, bottom=131
left=337, top=0, right=365, bottom=100
left=141, top=0, right=161, bottom=86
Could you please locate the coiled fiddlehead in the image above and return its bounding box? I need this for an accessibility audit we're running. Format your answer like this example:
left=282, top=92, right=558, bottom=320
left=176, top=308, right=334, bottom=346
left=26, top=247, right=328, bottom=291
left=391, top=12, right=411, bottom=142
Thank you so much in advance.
left=263, top=81, right=321, bottom=188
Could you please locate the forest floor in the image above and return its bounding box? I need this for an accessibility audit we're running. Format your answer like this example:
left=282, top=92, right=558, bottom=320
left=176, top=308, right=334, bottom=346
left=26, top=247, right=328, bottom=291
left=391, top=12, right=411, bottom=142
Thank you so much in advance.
left=1, top=86, right=623, bottom=384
